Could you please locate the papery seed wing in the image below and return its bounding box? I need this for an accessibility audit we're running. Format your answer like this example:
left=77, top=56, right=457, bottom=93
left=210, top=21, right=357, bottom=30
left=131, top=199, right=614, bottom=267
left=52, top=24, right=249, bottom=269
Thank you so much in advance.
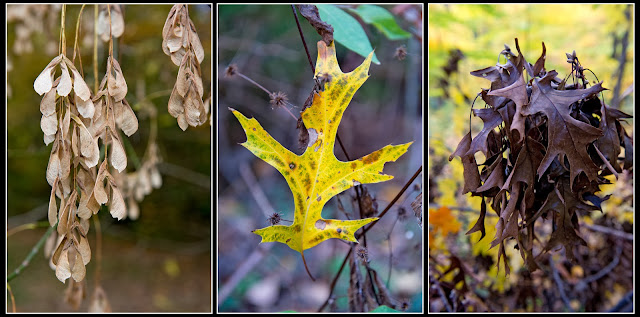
left=117, top=99, right=138, bottom=136
left=71, top=67, right=92, bottom=101
left=75, top=93, right=95, bottom=119
left=190, top=20, right=205, bottom=64
left=41, top=113, right=58, bottom=136
left=55, top=249, right=72, bottom=283
left=47, top=145, right=61, bottom=186
left=78, top=235, right=91, bottom=265
left=109, top=183, right=126, bottom=220
left=40, top=88, right=57, bottom=115
left=48, top=179, right=59, bottom=226
left=177, top=113, right=188, bottom=131
left=71, top=248, right=86, bottom=282
left=108, top=58, right=128, bottom=101
left=57, top=62, right=73, bottom=97
left=34, top=55, right=62, bottom=95
left=168, top=85, right=184, bottom=117
left=110, top=5, right=125, bottom=37
left=109, top=130, right=127, bottom=172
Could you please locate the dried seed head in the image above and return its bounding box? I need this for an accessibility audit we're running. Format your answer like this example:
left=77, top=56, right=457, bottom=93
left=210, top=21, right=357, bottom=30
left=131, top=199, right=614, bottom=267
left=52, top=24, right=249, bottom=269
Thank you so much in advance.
left=268, top=212, right=282, bottom=225
left=398, top=206, right=408, bottom=221
left=356, top=247, right=369, bottom=263
left=269, top=91, right=288, bottom=110
left=225, top=64, right=237, bottom=77
left=394, top=45, right=407, bottom=61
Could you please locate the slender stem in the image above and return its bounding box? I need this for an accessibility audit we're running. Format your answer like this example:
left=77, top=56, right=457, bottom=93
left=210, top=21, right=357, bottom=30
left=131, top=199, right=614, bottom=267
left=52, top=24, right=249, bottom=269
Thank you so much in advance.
left=93, top=4, right=99, bottom=93
left=7, top=221, right=58, bottom=282
left=72, top=5, right=86, bottom=64
left=60, top=5, right=66, bottom=56
left=7, top=221, right=50, bottom=237
left=291, top=5, right=315, bottom=75
left=301, top=251, right=316, bottom=281
left=357, top=165, right=422, bottom=238
left=7, top=283, right=16, bottom=312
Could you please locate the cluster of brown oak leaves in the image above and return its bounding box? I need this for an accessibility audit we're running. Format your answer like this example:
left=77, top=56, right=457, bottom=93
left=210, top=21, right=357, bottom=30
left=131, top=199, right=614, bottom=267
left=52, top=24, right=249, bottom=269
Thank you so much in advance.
left=35, top=49, right=137, bottom=283
left=450, top=39, right=633, bottom=274
left=162, top=4, right=208, bottom=130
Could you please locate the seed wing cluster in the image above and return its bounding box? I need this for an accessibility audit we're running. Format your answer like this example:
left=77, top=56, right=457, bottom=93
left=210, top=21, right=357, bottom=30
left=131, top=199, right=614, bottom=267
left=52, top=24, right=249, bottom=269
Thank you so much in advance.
left=162, top=4, right=208, bottom=130
left=34, top=51, right=138, bottom=283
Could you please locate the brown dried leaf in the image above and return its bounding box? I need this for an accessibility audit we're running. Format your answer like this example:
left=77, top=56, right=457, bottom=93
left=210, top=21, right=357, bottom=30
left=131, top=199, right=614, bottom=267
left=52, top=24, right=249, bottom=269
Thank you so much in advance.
left=59, top=140, right=71, bottom=180
left=170, top=48, right=186, bottom=66
left=176, top=63, right=189, bottom=97
left=57, top=61, right=73, bottom=97
left=34, top=54, right=62, bottom=95
left=62, top=105, right=71, bottom=138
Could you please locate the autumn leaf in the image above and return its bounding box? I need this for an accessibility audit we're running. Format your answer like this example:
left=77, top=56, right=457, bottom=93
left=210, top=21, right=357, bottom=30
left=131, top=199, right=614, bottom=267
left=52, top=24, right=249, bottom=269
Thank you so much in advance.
left=230, top=41, right=411, bottom=259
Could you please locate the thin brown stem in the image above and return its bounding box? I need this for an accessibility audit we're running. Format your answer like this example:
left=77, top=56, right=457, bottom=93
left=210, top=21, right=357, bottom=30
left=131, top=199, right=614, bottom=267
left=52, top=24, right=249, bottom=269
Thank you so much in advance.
left=291, top=5, right=315, bottom=75
left=301, top=251, right=316, bottom=281
left=93, top=4, right=99, bottom=93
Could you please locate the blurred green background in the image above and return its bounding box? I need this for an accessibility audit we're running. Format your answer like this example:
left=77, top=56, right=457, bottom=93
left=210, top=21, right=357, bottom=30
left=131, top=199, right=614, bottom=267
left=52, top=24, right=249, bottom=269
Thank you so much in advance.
left=428, top=3, right=633, bottom=311
left=218, top=4, right=422, bottom=312
left=7, top=4, right=211, bottom=312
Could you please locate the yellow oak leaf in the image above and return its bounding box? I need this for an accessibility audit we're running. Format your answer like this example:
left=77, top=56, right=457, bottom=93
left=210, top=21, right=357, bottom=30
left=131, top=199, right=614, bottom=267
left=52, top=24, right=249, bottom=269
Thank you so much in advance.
left=231, top=41, right=412, bottom=256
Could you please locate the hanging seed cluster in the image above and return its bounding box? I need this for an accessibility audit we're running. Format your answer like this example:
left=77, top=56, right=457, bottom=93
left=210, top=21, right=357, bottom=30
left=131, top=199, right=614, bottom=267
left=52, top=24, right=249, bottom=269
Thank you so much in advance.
left=162, top=4, right=207, bottom=130
left=34, top=45, right=138, bottom=283
left=96, top=4, right=124, bottom=42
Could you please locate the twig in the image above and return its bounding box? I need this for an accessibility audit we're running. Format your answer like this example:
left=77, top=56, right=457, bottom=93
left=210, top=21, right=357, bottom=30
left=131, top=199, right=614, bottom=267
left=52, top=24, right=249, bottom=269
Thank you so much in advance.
left=583, top=223, right=633, bottom=241
left=581, top=245, right=622, bottom=285
left=7, top=222, right=58, bottom=282
left=549, top=256, right=574, bottom=312
left=218, top=243, right=272, bottom=305
left=357, top=166, right=422, bottom=238
left=157, top=162, right=210, bottom=189
left=291, top=5, right=315, bottom=75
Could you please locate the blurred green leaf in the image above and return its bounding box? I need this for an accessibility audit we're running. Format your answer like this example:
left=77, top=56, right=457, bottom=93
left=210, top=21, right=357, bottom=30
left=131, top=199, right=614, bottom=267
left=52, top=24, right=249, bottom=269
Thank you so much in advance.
left=370, top=305, right=401, bottom=312
left=348, top=5, right=411, bottom=40
left=316, top=4, right=381, bottom=64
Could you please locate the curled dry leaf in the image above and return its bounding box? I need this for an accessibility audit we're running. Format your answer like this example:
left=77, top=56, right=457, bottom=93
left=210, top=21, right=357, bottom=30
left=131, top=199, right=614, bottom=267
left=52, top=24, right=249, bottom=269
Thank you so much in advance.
left=34, top=54, right=62, bottom=95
